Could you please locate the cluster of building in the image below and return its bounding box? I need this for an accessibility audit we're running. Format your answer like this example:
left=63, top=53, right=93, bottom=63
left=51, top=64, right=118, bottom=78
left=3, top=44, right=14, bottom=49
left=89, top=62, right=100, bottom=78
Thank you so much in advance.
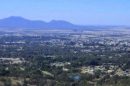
left=80, top=65, right=130, bottom=77
left=0, top=58, right=25, bottom=64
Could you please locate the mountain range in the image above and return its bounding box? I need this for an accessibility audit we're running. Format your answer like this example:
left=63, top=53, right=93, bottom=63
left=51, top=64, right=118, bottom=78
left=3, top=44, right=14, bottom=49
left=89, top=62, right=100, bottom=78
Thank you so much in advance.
left=0, top=16, right=82, bottom=30
left=0, top=16, right=127, bottom=30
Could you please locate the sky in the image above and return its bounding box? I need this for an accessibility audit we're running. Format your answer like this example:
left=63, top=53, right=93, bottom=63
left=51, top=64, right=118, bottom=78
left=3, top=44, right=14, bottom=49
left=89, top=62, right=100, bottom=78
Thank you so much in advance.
left=0, top=0, right=130, bottom=25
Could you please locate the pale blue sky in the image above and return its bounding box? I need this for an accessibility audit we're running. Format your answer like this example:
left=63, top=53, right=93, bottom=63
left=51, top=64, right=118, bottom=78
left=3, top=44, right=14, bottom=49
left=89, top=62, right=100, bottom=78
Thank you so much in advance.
left=0, top=0, right=130, bottom=25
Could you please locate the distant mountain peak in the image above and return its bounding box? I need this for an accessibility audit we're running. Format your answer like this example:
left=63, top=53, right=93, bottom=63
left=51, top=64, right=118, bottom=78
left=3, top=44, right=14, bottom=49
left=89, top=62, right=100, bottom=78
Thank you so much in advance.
left=4, top=16, right=27, bottom=20
left=0, top=16, right=126, bottom=30
left=50, top=20, right=73, bottom=24
left=0, top=16, right=78, bottom=29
